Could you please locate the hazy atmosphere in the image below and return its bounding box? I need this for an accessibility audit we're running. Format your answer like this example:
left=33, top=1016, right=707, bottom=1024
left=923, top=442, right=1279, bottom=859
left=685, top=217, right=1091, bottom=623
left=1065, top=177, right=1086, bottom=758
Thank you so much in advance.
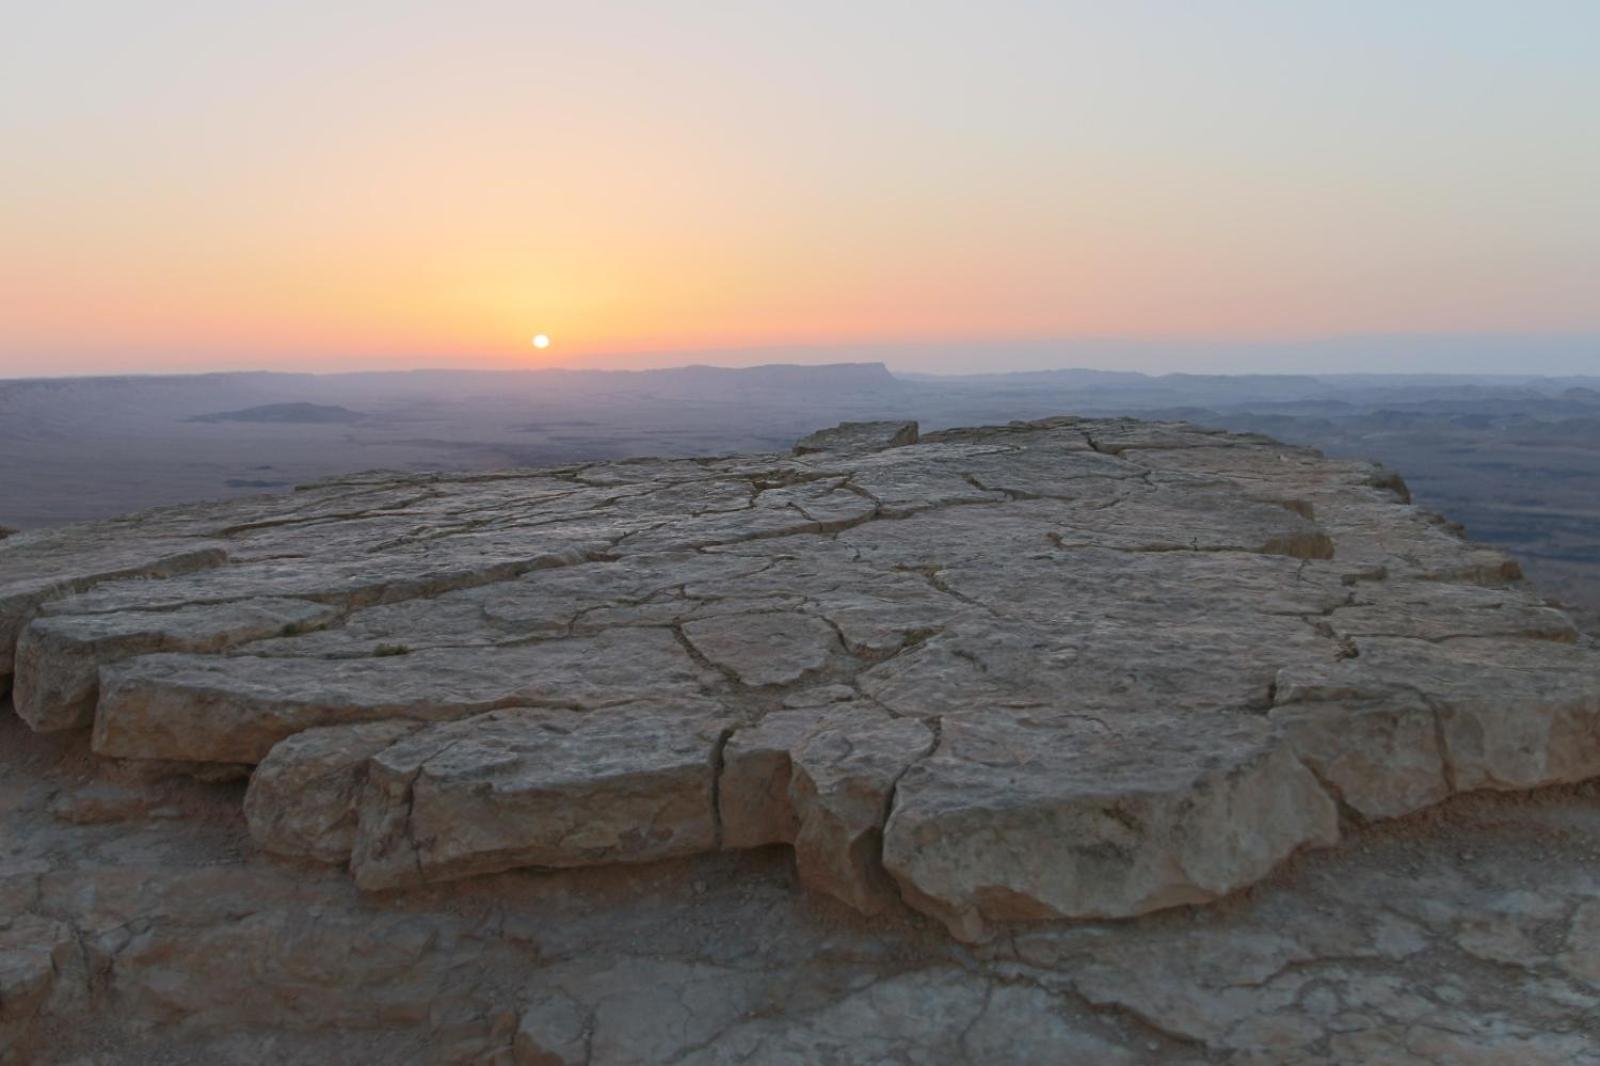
left=4, top=2, right=1598, bottom=375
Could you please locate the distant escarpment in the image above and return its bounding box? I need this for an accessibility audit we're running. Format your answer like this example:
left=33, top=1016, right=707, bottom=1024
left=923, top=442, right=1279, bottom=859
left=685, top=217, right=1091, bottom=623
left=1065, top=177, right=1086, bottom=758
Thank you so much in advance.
left=4, top=415, right=1595, bottom=947
left=188, top=401, right=365, bottom=424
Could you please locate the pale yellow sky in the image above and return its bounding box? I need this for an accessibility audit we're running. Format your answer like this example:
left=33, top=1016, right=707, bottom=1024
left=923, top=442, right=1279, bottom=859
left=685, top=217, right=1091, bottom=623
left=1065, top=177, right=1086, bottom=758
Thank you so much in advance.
left=2, top=2, right=1597, bottom=376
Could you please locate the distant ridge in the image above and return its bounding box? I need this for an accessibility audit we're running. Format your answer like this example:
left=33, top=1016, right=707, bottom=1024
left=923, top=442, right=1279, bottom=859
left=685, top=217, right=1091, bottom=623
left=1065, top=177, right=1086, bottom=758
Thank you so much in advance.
left=189, top=402, right=364, bottom=424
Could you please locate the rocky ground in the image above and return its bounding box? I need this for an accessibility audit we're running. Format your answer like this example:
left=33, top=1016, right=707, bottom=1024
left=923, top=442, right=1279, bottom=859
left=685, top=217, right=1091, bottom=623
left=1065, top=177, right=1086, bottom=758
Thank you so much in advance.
left=3, top=416, right=1599, bottom=1063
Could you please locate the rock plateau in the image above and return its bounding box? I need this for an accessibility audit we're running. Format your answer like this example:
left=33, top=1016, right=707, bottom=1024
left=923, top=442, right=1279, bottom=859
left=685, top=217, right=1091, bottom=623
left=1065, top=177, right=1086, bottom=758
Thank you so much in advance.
left=3, top=416, right=1599, bottom=1063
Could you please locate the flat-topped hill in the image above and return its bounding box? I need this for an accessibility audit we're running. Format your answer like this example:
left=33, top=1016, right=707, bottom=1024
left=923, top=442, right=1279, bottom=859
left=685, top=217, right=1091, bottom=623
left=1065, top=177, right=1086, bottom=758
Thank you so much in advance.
left=5, top=415, right=1596, bottom=951
left=188, top=402, right=365, bottom=424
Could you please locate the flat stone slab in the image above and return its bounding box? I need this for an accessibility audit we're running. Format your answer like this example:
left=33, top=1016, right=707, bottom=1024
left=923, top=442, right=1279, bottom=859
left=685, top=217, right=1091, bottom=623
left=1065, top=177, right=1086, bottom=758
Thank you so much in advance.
left=350, top=699, right=733, bottom=889
left=5, top=415, right=1598, bottom=940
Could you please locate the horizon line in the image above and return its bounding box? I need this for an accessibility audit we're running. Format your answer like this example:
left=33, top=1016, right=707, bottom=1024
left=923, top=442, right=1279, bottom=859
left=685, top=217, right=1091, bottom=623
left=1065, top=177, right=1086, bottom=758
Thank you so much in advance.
left=5, top=331, right=1599, bottom=383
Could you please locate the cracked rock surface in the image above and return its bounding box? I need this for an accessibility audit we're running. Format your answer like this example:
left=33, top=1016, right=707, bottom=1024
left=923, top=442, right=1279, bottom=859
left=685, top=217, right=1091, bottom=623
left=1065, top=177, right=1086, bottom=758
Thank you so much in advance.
left=4, top=416, right=1600, bottom=1061
left=3, top=416, right=1598, bottom=948
left=7, top=710, right=1600, bottom=1063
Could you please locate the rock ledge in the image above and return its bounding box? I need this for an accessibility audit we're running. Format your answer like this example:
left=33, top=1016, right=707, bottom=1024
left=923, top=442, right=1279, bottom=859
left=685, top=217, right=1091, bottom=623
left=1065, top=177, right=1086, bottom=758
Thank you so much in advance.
left=3, top=415, right=1596, bottom=942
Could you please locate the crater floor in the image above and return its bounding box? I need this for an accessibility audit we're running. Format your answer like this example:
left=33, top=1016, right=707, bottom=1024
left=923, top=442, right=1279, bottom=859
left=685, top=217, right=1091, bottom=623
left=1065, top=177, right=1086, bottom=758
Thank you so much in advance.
left=3, top=417, right=1600, bottom=1062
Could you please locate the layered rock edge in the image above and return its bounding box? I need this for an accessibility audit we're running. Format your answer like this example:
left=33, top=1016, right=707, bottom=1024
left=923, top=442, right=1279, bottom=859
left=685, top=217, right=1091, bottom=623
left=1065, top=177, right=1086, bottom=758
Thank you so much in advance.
left=2, top=416, right=1595, bottom=942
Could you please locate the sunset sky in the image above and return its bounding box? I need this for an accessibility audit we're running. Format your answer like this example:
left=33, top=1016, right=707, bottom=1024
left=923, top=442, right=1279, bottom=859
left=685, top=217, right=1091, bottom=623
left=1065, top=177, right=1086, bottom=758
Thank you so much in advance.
left=3, top=2, right=1597, bottom=376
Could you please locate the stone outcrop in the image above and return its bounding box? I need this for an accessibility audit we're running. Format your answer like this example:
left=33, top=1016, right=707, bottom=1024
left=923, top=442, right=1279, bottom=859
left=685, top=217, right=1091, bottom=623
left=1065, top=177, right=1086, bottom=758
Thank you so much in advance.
left=720, top=703, right=934, bottom=913
left=2, top=415, right=1598, bottom=950
left=350, top=699, right=733, bottom=890
left=792, top=419, right=919, bottom=455
left=244, top=718, right=422, bottom=864
left=7, top=704, right=1600, bottom=1064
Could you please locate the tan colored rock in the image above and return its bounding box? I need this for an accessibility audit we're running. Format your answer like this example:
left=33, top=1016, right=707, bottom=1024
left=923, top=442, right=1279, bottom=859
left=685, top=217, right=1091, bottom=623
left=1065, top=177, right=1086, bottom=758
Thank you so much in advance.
left=47, top=782, right=150, bottom=825
left=0, top=540, right=228, bottom=679
left=1270, top=695, right=1448, bottom=819
left=1274, top=636, right=1600, bottom=795
left=0, top=915, right=75, bottom=1053
left=882, top=711, right=1340, bottom=941
left=513, top=991, right=588, bottom=1065
left=1559, top=899, right=1600, bottom=987
left=13, top=597, right=338, bottom=732
left=720, top=707, right=934, bottom=913
left=680, top=612, right=838, bottom=687
left=792, top=420, right=918, bottom=455
left=93, top=627, right=709, bottom=763
left=245, top=719, right=423, bottom=864
left=350, top=700, right=733, bottom=890
left=8, top=669, right=1600, bottom=1061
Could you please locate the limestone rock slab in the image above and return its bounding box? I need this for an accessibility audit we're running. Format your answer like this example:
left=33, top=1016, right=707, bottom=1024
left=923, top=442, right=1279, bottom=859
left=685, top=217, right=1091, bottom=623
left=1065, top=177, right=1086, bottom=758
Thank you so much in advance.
left=5, top=415, right=1599, bottom=944
left=0, top=539, right=228, bottom=679
left=680, top=612, right=839, bottom=687
left=882, top=711, right=1340, bottom=941
left=792, top=420, right=918, bottom=455
left=14, top=597, right=338, bottom=732
left=350, top=699, right=733, bottom=889
left=244, top=719, right=423, bottom=864
left=720, top=706, right=934, bottom=913
left=93, top=626, right=710, bottom=763
left=1274, top=635, right=1600, bottom=796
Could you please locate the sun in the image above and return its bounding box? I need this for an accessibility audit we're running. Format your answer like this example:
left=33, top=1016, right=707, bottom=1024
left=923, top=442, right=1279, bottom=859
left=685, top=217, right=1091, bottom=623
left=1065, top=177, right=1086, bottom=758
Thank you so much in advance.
left=531, top=334, right=551, bottom=350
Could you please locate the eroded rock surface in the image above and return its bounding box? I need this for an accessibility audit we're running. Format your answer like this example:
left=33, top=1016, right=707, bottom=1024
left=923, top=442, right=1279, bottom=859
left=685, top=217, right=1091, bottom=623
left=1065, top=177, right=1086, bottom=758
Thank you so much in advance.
left=6, top=711, right=1600, bottom=1064
left=3, top=416, right=1599, bottom=954
left=351, top=699, right=733, bottom=890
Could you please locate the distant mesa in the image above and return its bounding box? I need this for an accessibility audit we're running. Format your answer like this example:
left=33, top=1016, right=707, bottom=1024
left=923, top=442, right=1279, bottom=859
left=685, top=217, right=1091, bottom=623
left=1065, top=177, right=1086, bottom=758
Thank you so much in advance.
left=516, top=419, right=601, bottom=433
left=662, top=362, right=900, bottom=394
left=189, top=402, right=365, bottom=425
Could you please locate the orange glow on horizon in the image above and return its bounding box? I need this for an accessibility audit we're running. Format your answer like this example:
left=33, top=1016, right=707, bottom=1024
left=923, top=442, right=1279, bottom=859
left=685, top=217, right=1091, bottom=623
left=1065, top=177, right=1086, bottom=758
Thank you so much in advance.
left=2, top=4, right=1597, bottom=377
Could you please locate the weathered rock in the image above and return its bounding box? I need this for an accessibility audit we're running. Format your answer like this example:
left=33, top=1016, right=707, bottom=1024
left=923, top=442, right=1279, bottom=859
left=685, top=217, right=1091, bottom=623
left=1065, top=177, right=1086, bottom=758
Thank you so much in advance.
left=0, top=915, right=75, bottom=1051
left=4, top=415, right=1599, bottom=950
left=793, top=420, right=918, bottom=455
left=1275, top=635, right=1600, bottom=795
left=0, top=539, right=229, bottom=679
left=47, top=781, right=151, bottom=825
left=244, top=719, right=423, bottom=864
left=1271, top=695, right=1448, bottom=819
left=14, top=597, right=339, bottom=732
left=680, top=612, right=839, bottom=686
left=882, top=711, right=1341, bottom=940
left=1560, top=900, right=1600, bottom=986
left=93, top=627, right=711, bottom=763
left=721, top=706, right=934, bottom=913
left=7, top=669, right=1600, bottom=1062
left=350, top=699, right=734, bottom=890
left=513, top=991, right=588, bottom=1065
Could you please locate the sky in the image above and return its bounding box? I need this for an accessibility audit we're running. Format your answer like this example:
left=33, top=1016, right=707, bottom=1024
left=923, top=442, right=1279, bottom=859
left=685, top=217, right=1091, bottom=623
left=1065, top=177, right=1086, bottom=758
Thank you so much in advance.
left=2, top=1, right=1597, bottom=377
